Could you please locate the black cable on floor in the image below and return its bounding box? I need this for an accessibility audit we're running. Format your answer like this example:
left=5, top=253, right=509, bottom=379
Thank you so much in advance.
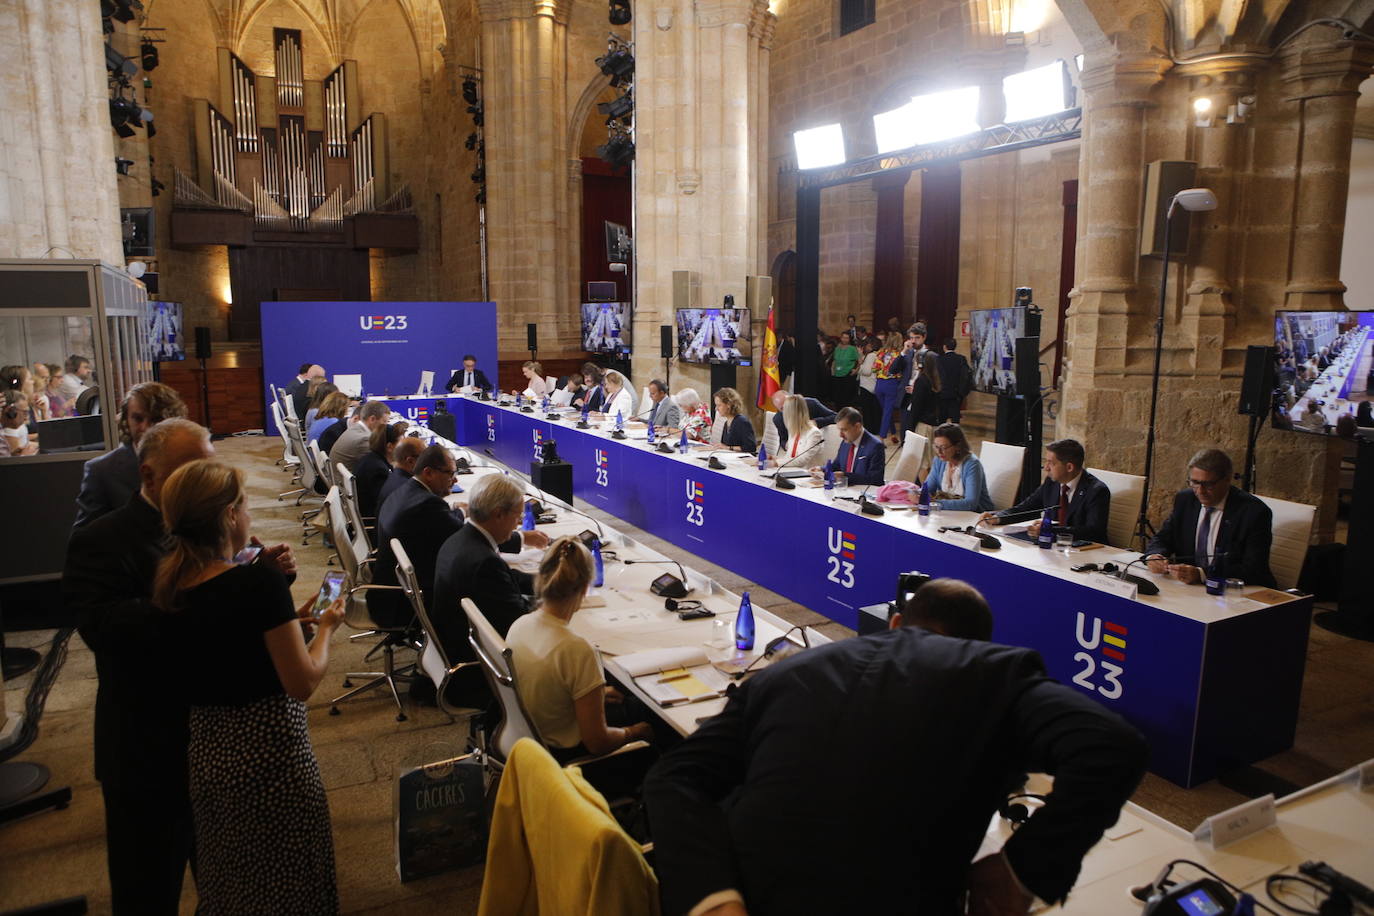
left=0, top=627, right=74, bottom=765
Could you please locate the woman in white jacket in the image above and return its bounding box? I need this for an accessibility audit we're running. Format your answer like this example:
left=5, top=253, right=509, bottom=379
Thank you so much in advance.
left=775, top=393, right=824, bottom=467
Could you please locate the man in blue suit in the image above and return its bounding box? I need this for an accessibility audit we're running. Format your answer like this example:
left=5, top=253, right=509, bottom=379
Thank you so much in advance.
left=73, top=381, right=187, bottom=529
left=980, top=438, right=1111, bottom=544
left=817, top=407, right=885, bottom=487
left=445, top=354, right=493, bottom=394
left=770, top=389, right=835, bottom=445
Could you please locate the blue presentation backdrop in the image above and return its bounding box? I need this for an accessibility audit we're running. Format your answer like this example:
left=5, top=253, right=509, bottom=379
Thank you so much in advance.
left=261, top=301, right=497, bottom=433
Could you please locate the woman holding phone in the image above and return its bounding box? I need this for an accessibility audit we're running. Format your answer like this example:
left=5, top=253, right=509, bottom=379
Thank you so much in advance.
left=154, top=459, right=343, bottom=915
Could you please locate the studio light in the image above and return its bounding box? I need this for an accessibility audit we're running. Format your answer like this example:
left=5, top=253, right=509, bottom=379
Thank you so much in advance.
left=114, top=157, right=134, bottom=176
left=609, top=0, right=631, bottom=25
left=105, top=43, right=137, bottom=78
left=906, top=86, right=980, bottom=144
left=874, top=101, right=919, bottom=153
left=1193, top=96, right=1214, bottom=128
left=151, top=177, right=165, bottom=196
left=465, top=132, right=479, bottom=150
left=598, top=92, right=633, bottom=122
left=597, top=131, right=635, bottom=168
left=467, top=102, right=483, bottom=126
left=111, top=0, right=142, bottom=23
left=462, top=77, right=479, bottom=106
left=1002, top=60, right=1069, bottom=123
left=597, top=47, right=634, bottom=88
left=140, top=39, right=158, bottom=71
left=108, top=96, right=139, bottom=137
left=792, top=123, right=845, bottom=169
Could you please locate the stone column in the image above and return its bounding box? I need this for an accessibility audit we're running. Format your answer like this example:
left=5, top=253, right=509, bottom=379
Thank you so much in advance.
left=631, top=0, right=774, bottom=404
left=0, top=0, right=123, bottom=262
left=478, top=0, right=574, bottom=355
left=1057, top=51, right=1169, bottom=457
left=1278, top=31, right=1374, bottom=311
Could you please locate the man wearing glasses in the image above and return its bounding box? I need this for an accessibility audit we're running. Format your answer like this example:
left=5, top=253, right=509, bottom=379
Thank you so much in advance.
left=1144, top=448, right=1276, bottom=588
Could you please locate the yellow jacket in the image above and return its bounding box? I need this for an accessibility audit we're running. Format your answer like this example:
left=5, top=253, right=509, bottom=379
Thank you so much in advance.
left=479, top=738, right=660, bottom=916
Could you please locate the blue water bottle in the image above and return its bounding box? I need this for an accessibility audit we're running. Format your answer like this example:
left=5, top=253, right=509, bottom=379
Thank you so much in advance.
left=757, top=443, right=768, bottom=471
left=679, top=428, right=689, bottom=454
left=541, top=394, right=550, bottom=412
left=521, top=500, right=536, bottom=532
left=823, top=459, right=835, bottom=491
left=515, top=392, right=524, bottom=409
left=1205, top=554, right=1226, bottom=596
left=734, top=590, right=755, bottom=651
left=580, top=403, right=590, bottom=427
left=1037, top=507, right=1055, bottom=549
left=918, top=479, right=931, bottom=517
left=615, top=410, right=624, bottom=431
left=647, top=422, right=656, bottom=444
left=591, top=538, right=605, bottom=588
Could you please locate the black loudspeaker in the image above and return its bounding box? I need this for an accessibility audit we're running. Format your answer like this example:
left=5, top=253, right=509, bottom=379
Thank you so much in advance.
left=1015, top=336, right=1040, bottom=398
left=194, top=326, right=212, bottom=360
left=1238, top=345, right=1276, bottom=416
left=532, top=459, right=574, bottom=506
left=527, top=323, right=537, bottom=352
left=1141, top=160, right=1198, bottom=259
left=660, top=325, right=672, bottom=359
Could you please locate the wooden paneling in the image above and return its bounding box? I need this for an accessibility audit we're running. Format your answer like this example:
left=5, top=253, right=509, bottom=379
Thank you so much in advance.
left=159, top=360, right=265, bottom=435
left=227, top=245, right=370, bottom=340
left=497, top=357, right=588, bottom=394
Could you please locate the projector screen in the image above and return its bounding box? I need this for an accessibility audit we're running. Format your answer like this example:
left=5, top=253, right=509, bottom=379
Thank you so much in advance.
left=677, top=307, right=752, bottom=365
left=969, top=306, right=1026, bottom=396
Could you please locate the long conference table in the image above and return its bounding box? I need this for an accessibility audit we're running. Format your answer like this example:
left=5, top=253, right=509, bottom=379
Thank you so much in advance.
left=392, top=393, right=1313, bottom=789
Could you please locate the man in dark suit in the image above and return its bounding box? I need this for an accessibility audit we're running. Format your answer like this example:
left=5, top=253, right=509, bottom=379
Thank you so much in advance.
left=936, top=337, right=971, bottom=423
left=445, top=354, right=493, bottom=394
left=769, top=389, right=835, bottom=444
left=1146, top=448, right=1276, bottom=588
left=644, top=578, right=1147, bottom=916
left=431, top=473, right=542, bottom=664
left=817, top=406, right=885, bottom=487
left=371, top=445, right=545, bottom=628
left=64, top=418, right=296, bottom=914
left=980, top=439, right=1111, bottom=544
left=284, top=363, right=325, bottom=422
left=73, top=381, right=187, bottom=528
left=377, top=435, right=424, bottom=512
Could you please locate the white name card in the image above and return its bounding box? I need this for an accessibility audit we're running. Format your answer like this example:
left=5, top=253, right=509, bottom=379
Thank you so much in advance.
left=1086, top=573, right=1138, bottom=600
left=944, top=531, right=982, bottom=551
left=1194, top=794, right=1276, bottom=849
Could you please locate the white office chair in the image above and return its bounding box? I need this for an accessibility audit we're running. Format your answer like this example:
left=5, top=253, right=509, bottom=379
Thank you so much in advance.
left=1086, top=467, right=1146, bottom=549
left=464, top=597, right=648, bottom=774
left=890, top=430, right=928, bottom=484
left=761, top=413, right=781, bottom=458
left=333, top=463, right=374, bottom=560
left=310, top=441, right=336, bottom=492
left=818, top=424, right=842, bottom=465
left=270, top=401, right=300, bottom=472
left=980, top=441, right=1026, bottom=510
left=1255, top=494, right=1316, bottom=590
left=710, top=415, right=727, bottom=447
left=545, top=375, right=559, bottom=394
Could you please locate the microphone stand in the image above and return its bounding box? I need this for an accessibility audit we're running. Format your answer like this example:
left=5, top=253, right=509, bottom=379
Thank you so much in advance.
left=481, top=447, right=605, bottom=540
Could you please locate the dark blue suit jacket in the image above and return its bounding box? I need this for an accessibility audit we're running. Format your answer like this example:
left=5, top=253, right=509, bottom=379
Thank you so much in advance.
left=771, top=397, right=836, bottom=445
left=1000, top=472, right=1111, bottom=544
left=722, top=414, right=757, bottom=455
left=1146, top=486, right=1276, bottom=588
left=73, top=442, right=140, bottom=529
left=833, top=431, right=885, bottom=486
left=445, top=367, right=492, bottom=392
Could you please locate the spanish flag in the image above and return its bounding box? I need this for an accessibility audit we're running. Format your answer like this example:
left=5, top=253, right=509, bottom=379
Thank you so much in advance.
left=756, top=303, right=783, bottom=411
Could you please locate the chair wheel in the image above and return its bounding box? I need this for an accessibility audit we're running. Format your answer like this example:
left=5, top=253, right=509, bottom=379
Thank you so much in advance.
left=342, top=679, right=353, bottom=688
left=397, top=712, right=408, bottom=722
left=330, top=706, right=340, bottom=716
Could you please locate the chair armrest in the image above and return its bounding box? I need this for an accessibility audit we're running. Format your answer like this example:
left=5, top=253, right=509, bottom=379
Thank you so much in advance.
left=565, top=739, right=652, bottom=769
left=444, top=659, right=481, bottom=678
left=347, top=583, right=405, bottom=596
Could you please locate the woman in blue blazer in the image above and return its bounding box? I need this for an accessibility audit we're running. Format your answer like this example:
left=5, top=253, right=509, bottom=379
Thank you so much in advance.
left=713, top=387, right=757, bottom=454
left=923, top=423, right=994, bottom=512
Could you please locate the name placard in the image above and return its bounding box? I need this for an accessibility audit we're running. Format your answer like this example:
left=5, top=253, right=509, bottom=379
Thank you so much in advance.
left=944, top=531, right=983, bottom=551
left=1087, top=573, right=1139, bottom=600
left=1194, top=793, right=1276, bottom=849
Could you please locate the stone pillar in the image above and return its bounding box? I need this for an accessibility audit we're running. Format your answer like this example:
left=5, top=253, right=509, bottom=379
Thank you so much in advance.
left=0, top=0, right=123, bottom=262
left=1278, top=31, right=1374, bottom=311
left=1058, top=51, right=1169, bottom=459
left=478, top=0, right=574, bottom=355
left=631, top=0, right=774, bottom=404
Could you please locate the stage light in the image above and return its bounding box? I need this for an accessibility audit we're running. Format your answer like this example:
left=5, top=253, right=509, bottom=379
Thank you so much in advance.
left=609, top=0, right=631, bottom=25
left=1009, top=0, right=1050, bottom=34
left=140, top=39, right=158, bottom=71
left=462, top=77, right=479, bottom=106
left=115, top=157, right=134, bottom=176
left=467, top=102, right=483, bottom=126
left=598, top=93, right=633, bottom=122
left=108, top=97, right=138, bottom=137
left=105, top=42, right=137, bottom=77
left=597, top=47, right=634, bottom=88
left=874, top=101, right=919, bottom=153
left=470, top=166, right=485, bottom=184
left=111, top=0, right=142, bottom=23
left=596, top=132, right=635, bottom=168
left=151, top=177, right=165, bottom=196
left=792, top=123, right=845, bottom=169
left=906, top=86, right=980, bottom=145
left=465, top=132, right=479, bottom=150
left=1003, top=60, right=1069, bottom=123
left=1193, top=96, right=1214, bottom=127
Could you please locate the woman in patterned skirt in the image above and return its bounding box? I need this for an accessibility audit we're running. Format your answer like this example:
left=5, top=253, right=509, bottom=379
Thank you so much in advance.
left=154, top=459, right=344, bottom=915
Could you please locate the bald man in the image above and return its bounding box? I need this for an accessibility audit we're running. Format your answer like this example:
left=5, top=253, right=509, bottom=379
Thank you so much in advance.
left=64, top=419, right=296, bottom=913
left=378, top=434, right=425, bottom=512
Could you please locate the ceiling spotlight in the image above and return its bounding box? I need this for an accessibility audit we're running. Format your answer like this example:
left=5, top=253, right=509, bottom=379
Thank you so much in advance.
left=1193, top=96, right=1214, bottom=128
left=110, top=0, right=142, bottom=23
left=467, top=102, right=483, bottom=126
left=108, top=97, right=139, bottom=137
left=596, top=132, right=635, bottom=168
left=464, top=132, right=479, bottom=150
left=609, top=0, right=631, bottom=25
left=105, top=43, right=137, bottom=77
left=115, top=157, right=134, bottom=176
left=140, top=39, right=159, bottom=71
left=461, top=77, right=479, bottom=106
left=597, top=48, right=634, bottom=88
left=598, top=93, right=633, bottom=121
left=470, top=166, right=485, bottom=184
left=151, top=177, right=165, bottom=196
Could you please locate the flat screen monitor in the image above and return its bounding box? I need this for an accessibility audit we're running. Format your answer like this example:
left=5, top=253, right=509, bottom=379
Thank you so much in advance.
left=1271, top=310, right=1374, bottom=436
left=149, top=300, right=185, bottom=361
left=969, top=306, right=1026, bottom=396
left=580, top=301, right=632, bottom=354
left=676, top=307, right=752, bottom=365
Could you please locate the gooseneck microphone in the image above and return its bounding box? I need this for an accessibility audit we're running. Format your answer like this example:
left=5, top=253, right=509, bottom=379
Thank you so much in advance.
left=696, top=447, right=728, bottom=470
left=730, top=625, right=811, bottom=679
left=482, top=447, right=606, bottom=539
left=765, top=446, right=815, bottom=490
left=624, top=558, right=691, bottom=598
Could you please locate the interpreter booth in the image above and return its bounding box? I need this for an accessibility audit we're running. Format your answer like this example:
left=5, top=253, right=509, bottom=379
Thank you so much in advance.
left=0, top=260, right=153, bottom=583
left=260, top=300, right=497, bottom=437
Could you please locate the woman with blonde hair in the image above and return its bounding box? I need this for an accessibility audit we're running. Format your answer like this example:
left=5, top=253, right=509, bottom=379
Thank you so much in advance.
left=777, top=393, right=824, bottom=466
left=599, top=368, right=635, bottom=421
left=506, top=536, right=654, bottom=761
left=156, top=459, right=342, bottom=915
left=514, top=360, right=550, bottom=400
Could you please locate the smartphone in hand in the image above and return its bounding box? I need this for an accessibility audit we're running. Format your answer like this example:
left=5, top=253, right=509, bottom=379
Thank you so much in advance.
left=311, top=570, right=347, bottom=618
left=232, top=545, right=263, bottom=565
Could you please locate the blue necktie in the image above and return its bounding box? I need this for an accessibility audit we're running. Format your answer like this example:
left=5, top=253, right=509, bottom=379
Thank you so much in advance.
left=1196, top=506, right=1213, bottom=567
left=648, top=403, right=657, bottom=427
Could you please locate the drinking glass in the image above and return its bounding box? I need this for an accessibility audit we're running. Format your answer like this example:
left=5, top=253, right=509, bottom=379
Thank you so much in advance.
left=1055, top=530, right=1074, bottom=556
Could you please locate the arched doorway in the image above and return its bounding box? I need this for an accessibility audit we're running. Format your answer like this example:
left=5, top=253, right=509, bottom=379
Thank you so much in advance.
left=769, top=249, right=797, bottom=334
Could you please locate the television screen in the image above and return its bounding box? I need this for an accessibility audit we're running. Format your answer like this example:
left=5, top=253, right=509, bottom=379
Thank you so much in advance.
left=677, top=307, right=752, bottom=365
left=149, top=300, right=185, bottom=361
left=969, top=306, right=1026, bottom=396
left=581, top=301, right=632, bottom=354
left=1271, top=311, right=1374, bottom=436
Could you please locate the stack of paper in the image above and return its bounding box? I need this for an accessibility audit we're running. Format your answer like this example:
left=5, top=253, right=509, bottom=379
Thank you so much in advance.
left=615, top=646, right=733, bottom=707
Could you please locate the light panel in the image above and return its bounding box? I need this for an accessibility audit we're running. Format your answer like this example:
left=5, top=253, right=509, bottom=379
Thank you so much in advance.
left=1002, top=60, right=1068, bottom=123
left=907, top=86, right=981, bottom=145
left=793, top=123, right=846, bottom=169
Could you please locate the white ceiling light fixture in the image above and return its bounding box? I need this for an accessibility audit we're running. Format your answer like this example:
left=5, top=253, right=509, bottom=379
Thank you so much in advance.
left=793, top=123, right=846, bottom=169
left=1003, top=60, right=1069, bottom=123
left=906, top=86, right=981, bottom=145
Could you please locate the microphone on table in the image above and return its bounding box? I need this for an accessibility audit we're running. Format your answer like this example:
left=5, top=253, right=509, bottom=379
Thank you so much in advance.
left=483, top=447, right=605, bottom=539
left=937, top=525, right=1002, bottom=550
left=765, top=448, right=814, bottom=490
left=696, top=446, right=728, bottom=470
left=857, top=485, right=885, bottom=516
left=625, top=558, right=690, bottom=598
left=730, top=625, right=812, bottom=680
left=976, top=508, right=1045, bottom=526
left=1073, top=555, right=1161, bottom=596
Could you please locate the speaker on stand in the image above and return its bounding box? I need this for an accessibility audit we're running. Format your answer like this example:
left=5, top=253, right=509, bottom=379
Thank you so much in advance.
left=1237, top=345, right=1275, bottom=492
left=194, top=326, right=212, bottom=430
left=661, top=325, right=673, bottom=394
left=527, top=323, right=538, bottom=362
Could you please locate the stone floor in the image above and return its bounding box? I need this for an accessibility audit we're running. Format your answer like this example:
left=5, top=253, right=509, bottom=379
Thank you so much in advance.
left=1, top=431, right=1371, bottom=914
